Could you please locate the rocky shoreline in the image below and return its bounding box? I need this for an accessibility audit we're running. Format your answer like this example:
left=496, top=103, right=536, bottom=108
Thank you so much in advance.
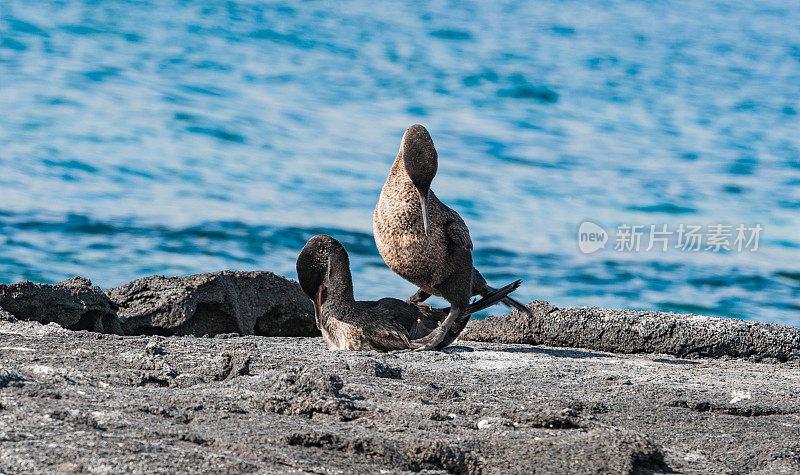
left=3, top=273, right=800, bottom=362
left=1, top=274, right=800, bottom=473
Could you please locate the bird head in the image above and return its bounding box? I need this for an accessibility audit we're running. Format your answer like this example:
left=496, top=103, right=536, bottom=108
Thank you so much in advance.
left=296, top=235, right=354, bottom=328
left=400, top=124, right=438, bottom=235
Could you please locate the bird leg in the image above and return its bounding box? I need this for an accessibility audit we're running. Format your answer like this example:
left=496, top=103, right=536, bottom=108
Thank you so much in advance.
left=408, top=305, right=461, bottom=351
left=405, top=288, right=431, bottom=304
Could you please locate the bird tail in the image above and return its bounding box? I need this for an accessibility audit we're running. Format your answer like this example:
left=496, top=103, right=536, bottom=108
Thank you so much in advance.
left=500, top=295, right=533, bottom=316
left=472, top=268, right=532, bottom=316
left=463, top=280, right=522, bottom=318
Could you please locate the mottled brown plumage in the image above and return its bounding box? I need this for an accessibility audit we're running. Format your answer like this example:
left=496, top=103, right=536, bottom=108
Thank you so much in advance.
left=296, top=235, right=520, bottom=352
left=374, top=124, right=531, bottom=350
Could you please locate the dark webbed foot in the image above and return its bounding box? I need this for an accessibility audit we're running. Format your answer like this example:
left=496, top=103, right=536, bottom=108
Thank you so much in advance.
left=405, top=288, right=431, bottom=304
left=409, top=305, right=461, bottom=351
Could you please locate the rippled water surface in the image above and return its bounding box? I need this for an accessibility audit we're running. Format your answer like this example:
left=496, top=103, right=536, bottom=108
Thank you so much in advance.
left=1, top=0, right=798, bottom=325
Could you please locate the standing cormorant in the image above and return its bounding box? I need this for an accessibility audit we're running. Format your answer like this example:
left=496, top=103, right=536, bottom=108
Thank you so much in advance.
left=373, top=124, right=531, bottom=350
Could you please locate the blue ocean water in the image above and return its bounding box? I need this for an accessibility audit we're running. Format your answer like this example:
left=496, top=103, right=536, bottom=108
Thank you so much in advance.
left=0, top=0, right=798, bottom=325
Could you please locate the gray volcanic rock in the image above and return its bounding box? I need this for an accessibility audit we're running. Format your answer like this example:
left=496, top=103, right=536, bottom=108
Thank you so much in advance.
left=1, top=317, right=799, bottom=473
left=0, top=308, right=15, bottom=321
left=462, top=300, right=800, bottom=361
left=0, top=276, right=121, bottom=334
left=105, top=271, right=317, bottom=337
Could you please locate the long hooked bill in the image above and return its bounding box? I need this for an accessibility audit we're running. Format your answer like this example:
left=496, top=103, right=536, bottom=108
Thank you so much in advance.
left=418, top=190, right=430, bottom=235
left=314, top=284, right=327, bottom=330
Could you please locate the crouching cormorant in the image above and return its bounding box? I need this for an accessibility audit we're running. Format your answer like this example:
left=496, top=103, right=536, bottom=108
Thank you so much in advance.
left=296, top=234, right=520, bottom=351
left=373, top=124, right=532, bottom=351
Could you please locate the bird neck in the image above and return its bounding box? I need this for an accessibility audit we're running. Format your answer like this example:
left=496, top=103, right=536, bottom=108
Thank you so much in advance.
left=384, top=154, right=418, bottom=198
left=387, top=152, right=412, bottom=184
left=325, top=252, right=355, bottom=303
left=325, top=279, right=354, bottom=304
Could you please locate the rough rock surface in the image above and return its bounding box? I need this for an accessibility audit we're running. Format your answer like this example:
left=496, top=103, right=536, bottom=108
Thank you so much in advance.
left=105, top=271, right=318, bottom=337
left=2, top=317, right=799, bottom=473
left=462, top=301, right=800, bottom=362
left=0, top=277, right=121, bottom=334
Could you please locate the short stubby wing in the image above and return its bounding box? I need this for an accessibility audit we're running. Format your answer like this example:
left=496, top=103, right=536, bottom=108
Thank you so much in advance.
left=431, top=192, right=473, bottom=252
left=367, top=298, right=420, bottom=331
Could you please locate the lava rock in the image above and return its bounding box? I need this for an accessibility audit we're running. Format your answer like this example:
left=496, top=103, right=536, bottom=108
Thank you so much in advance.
left=144, top=339, right=165, bottom=356
left=476, top=416, right=515, bottom=430
left=0, top=308, right=16, bottom=322
left=2, top=317, right=799, bottom=473
left=462, top=300, right=800, bottom=361
left=105, top=271, right=317, bottom=337
left=0, top=277, right=121, bottom=334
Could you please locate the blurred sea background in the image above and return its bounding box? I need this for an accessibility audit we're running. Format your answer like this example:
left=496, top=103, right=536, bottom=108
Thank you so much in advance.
left=0, top=0, right=798, bottom=325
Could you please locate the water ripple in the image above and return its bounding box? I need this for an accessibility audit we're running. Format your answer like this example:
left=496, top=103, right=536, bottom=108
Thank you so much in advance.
left=0, top=0, right=797, bottom=326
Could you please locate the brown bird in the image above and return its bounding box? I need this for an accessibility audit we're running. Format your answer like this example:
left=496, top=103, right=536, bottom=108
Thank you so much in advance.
left=373, top=124, right=531, bottom=351
left=296, top=234, right=520, bottom=351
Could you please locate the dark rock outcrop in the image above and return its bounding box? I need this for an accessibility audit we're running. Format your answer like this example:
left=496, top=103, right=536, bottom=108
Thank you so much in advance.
left=0, top=276, right=121, bottom=334
left=105, top=270, right=317, bottom=337
left=462, top=300, right=800, bottom=361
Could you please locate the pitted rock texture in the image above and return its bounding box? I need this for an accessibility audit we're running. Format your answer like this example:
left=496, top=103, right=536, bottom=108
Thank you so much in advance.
left=0, top=276, right=121, bottom=334
left=462, top=300, right=800, bottom=362
left=105, top=271, right=317, bottom=337
left=2, top=317, right=800, bottom=473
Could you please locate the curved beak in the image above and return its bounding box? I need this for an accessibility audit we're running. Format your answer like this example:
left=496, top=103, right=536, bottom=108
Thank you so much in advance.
left=314, top=284, right=327, bottom=329
left=418, top=189, right=430, bottom=235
